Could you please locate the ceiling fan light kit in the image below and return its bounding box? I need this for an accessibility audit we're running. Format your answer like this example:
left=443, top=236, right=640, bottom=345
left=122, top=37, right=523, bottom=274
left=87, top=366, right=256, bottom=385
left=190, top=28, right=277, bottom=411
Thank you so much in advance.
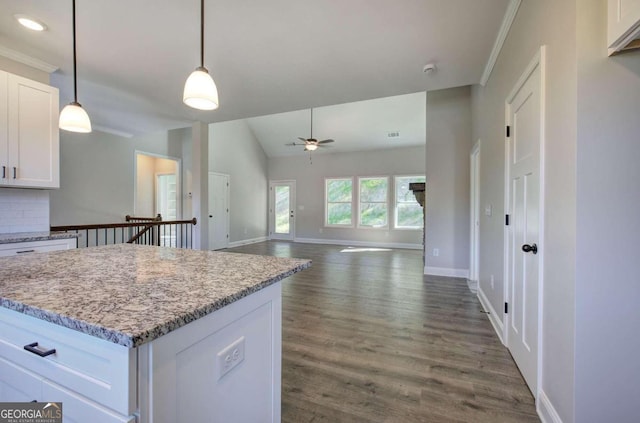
left=286, top=108, right=335, bottom=152
left=183, top=0, right=219, bottom=111
left=59, top=0, right=92, bottom=133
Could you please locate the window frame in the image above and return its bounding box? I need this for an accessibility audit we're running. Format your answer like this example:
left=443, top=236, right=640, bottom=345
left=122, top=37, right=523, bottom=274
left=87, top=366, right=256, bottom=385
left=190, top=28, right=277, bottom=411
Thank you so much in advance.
left=357, top=176, right=390, bottom=229
left=393, top=175, right=425, bottom=230
left=324, top=177, right=355, bottom=228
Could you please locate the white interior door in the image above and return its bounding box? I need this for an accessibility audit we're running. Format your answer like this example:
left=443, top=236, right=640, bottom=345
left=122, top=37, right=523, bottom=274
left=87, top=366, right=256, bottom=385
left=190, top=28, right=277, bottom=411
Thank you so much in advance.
left=505, top=52, right=543, bottom=395
left=208, top=173, right=230, bottom=250
left=269, top=181, right=295, bottom=241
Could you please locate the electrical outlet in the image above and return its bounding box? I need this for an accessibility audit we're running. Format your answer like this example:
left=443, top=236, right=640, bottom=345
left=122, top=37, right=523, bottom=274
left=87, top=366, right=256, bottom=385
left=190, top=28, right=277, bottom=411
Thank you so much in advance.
left=433, top=248, right=439, bottom=257
left=490, top=275, right=494, bottom=289
left=217, top=336, right=245, bottom=380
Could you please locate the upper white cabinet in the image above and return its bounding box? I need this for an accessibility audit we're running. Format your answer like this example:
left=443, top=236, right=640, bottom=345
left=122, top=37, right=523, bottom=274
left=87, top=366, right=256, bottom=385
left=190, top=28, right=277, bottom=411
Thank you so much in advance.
left=0, top=70, right=59, bottom=189
left=608, top=0, right=640, bottom=55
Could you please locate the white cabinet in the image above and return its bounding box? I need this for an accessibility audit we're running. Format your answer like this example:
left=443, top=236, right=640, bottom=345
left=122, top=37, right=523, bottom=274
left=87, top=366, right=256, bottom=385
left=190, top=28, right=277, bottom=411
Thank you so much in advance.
left=0, top=282, right=282, bottom=423
left=0, top=70, right=59, bottom=188
left=0, top=238, right=76, bottom=257
left=608, top=0, right=640, bottom=55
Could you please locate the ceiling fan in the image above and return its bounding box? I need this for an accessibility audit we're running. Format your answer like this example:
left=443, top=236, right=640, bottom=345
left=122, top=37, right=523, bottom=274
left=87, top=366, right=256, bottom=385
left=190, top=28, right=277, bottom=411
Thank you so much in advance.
left=285, top=108, right=335, bottom=151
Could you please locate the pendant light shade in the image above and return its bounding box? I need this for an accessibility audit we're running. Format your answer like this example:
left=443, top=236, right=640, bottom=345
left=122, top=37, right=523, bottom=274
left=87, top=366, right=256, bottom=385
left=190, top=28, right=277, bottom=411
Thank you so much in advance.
left=59, top=0, right=91, bottom=133
left=183, top=66, right=219, bottom=110
left=59, top=102, right=91, bottom=133
left=183, top=0, right=219, bottom=111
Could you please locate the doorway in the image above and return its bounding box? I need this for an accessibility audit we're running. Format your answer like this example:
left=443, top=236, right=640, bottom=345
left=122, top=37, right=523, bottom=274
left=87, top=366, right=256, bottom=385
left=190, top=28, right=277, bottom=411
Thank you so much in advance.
left=504, top=47, right=545, bottom=396
left=135, top=152, right=181, bottom=219
left=208, top=172, right=230, bottom=250
left=470, top=141, right=481, bottom=284
left=269, top=181, right=296, bottom=241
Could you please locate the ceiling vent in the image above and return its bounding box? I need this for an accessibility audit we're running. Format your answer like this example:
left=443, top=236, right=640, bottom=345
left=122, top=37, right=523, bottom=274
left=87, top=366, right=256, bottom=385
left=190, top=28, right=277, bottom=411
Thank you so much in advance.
left=388, top=132, right=400, bottom=138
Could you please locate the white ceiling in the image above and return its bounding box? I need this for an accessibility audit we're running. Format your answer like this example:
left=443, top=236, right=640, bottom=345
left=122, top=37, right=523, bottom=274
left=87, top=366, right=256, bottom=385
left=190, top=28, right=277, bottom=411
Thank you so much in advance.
left=0, top=0, right=509, bottom=136
left=245, top=92, right=426, bottom=157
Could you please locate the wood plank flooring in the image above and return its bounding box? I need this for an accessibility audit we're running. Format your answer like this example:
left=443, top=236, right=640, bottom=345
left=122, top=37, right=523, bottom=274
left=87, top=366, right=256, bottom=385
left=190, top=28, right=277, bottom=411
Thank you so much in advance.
left=227, top=241, right=539, bottom=423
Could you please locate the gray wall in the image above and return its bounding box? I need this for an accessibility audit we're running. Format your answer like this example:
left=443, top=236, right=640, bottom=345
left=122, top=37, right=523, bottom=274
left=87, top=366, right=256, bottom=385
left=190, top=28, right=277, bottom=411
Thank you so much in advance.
left=50, top=128, right=189, bottom=225
left=208, top=120, right=269, bottom=244
left=470, top=0, right=577, bottom=421
left=575, top=0, right=640, bottom=421
left=426, top=86, right=472, bottom=272
left=268, top=146, right=425, bottom=247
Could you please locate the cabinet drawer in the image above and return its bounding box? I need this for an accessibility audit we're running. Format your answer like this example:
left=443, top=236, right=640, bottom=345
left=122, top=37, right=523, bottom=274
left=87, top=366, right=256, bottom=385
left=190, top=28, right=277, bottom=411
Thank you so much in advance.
left=43, top=380, right=135, bottom=423
left=0, top=356, right=42, bottom=402
left=0, top=239, right=76, bottom=257
left=0, top=308, right=136, bottom=415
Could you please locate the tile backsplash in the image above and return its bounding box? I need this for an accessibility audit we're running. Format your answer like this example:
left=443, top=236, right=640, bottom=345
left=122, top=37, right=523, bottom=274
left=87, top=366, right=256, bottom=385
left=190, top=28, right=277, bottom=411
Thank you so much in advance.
left=0, top=189, right=50, bottom=233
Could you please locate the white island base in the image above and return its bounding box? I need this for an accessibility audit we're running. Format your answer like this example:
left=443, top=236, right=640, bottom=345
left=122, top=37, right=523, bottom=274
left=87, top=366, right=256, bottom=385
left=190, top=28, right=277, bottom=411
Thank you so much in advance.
left=0, top=283, right=282, bottom=423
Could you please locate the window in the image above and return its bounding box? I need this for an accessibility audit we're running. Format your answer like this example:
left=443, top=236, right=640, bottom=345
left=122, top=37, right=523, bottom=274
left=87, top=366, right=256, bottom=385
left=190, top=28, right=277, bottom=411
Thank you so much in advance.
left=359, top=177, right=388, bottom=228
left=394, top=176, right=425, bottom=229
left=325, top=178, right=353, bottom=226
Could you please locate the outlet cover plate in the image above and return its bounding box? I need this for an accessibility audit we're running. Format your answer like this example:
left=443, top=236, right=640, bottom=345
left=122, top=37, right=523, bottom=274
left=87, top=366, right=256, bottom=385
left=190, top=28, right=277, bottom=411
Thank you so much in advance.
left=217, top=336, right=245, bottom=380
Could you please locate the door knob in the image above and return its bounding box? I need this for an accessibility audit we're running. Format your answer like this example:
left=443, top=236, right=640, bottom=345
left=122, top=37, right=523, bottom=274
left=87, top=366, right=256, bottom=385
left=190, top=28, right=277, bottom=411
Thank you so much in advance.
left=522, top=243, right=538, bottom=254
left=209, top=215, right=213, bottom=218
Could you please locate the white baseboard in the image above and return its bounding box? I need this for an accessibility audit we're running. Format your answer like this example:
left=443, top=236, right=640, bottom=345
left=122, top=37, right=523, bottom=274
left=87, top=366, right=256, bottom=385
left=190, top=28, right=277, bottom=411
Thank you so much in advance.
left=477, top=285, right=505, bottom=344
left=228, top=236, right=268, bottom=248
left=294, top=237, right=422, bottom=250
left=424, top=266, right=469, bottom=278
left=537, top=390, right=563, bottom=423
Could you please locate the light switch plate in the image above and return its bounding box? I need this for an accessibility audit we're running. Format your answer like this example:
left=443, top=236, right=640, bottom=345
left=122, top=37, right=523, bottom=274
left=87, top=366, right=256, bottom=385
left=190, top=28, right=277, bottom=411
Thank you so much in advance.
left=217, top=336, right=245, bottom=380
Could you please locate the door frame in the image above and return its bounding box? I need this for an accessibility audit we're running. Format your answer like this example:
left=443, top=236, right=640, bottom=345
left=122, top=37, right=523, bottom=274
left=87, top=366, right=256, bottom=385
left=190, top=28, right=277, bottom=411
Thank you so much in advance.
left=208, top=172, right=230, bottom=250
left=269, top=180, right=296, bottom=240
left=133, top=150, right=182, bottom=219
left=503, top=46, right=546, bottom=398
left=469, top=140, right=481, bottom=283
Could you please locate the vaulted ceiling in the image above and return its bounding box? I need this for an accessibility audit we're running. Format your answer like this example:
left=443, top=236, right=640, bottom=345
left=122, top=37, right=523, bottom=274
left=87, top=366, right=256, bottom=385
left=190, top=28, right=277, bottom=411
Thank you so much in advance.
left=0, top=0, right=509, bottom=136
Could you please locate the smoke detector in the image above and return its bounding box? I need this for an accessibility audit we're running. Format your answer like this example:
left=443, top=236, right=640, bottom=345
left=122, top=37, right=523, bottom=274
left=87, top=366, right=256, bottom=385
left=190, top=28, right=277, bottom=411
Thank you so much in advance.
left=423, top=63, right=437, bottom=74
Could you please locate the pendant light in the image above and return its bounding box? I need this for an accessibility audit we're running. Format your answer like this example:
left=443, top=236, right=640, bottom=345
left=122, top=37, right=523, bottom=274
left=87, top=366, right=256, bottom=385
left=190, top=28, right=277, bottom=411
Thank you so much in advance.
left=59, top=0, right=91, bottom=133
left=183, top=0, right=219, bottom=110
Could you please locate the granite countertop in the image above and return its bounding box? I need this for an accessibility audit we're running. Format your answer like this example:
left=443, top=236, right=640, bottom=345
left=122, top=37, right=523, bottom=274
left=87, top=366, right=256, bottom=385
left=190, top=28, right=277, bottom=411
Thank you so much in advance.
left=0, top=244, right=311, bottom=348
left=0, top=231, right=79, bottom=245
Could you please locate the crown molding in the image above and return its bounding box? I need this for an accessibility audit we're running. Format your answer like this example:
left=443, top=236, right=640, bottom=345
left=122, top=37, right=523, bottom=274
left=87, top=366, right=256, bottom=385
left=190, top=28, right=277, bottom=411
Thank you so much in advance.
left=480, top=0, right=522, bottom=86
left=0, top=45, right=58, bottom=74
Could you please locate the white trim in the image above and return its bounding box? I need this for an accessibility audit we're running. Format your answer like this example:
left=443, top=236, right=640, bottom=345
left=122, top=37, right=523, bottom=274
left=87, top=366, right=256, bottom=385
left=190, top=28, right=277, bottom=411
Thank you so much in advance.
left=357, top=176, right=390, bottom=229
left=133, top=151, right=182, bottom=219
left=537, top=390, right=563, bottom=423
left=294, top=237, right=422, bottom=250
left=477, top=285, right=505, bottom=344
left=208, top=172, right=231, bottom=250
left=228, top=236, right=268, bottom=248
left=324, top=177, right=355, bottom=228
left=0, top=45, right=58, bottom=73
left=393, top=175, right=426, bottom=230
left=480, top=0, right=522, bottom=86
left=469, top=141, right=481, bottom=282
left=424, top=266, right=469, bottom=279
left=269, top=180, right=296, bottom=240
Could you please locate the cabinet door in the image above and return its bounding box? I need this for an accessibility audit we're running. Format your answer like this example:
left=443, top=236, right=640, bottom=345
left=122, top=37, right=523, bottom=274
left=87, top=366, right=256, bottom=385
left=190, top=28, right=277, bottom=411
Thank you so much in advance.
left=609, top=0, right=640, bottom=49
left=0, top=71, right=7, bottom=184
left=42, top=381, right=135, bottom=423
left=0, top=239, right=77, bottom=257
left=0, top=357, right=42, bottom=402
left=7, top=74, right=59, bottom=188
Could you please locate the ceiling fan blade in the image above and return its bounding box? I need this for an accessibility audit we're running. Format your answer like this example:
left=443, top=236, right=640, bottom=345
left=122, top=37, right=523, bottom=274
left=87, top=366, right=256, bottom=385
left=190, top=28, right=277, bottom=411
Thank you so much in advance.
left=318, top=139, right=335, bottom=144
left=298, top=137, right=309, bottom=142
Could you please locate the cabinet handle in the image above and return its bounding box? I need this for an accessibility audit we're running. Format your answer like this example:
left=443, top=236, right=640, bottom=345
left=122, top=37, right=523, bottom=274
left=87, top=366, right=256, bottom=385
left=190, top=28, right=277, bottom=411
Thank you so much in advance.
left=16, top=250, right=36, bottom=254
left=13, top=167, right=16, bottom=179
left=24, top=342, right=56, bottom=357
left=1, top=166, right=5, bottom=179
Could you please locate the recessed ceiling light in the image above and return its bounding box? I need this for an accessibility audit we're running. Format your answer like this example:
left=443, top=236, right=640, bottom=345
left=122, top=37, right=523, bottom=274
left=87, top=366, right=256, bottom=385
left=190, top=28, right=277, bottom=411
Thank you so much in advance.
left=15, top=15, right=47, bottom=32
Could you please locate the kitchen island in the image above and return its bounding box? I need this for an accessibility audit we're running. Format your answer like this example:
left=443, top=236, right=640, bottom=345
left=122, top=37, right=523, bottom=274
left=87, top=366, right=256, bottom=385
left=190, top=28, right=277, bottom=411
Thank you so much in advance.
left=0, top=244, right=310, bottom=422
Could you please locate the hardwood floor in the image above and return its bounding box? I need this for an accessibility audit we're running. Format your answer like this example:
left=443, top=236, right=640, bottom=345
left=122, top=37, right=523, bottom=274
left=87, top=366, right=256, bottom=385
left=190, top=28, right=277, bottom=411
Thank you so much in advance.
left=227, top=241, right=539, bottom=423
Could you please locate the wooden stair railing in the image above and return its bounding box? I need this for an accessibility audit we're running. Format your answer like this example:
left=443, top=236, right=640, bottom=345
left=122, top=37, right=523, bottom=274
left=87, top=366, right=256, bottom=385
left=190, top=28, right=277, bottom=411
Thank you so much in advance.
left=51, top=217, right=197, bottom=249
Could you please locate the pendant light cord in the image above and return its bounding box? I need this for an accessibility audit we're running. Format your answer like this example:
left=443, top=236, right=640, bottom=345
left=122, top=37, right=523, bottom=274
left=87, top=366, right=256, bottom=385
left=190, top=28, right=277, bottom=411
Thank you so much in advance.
left=72, top=0, right=78, bottom=103
left=200, top=0, right=205, bottom=68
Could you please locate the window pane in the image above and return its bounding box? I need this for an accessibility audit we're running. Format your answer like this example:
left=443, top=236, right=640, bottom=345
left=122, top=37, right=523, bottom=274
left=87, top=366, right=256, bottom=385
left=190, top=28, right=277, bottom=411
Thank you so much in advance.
left=360, top=203, right=387, bottom=227
left=275, top=186, right=290, bottom=234
left=360, top=178, right=388, bottom=202
left=327, top=179, right=352, bottom=202
left=396, top=176, right=425, bottom=204
left=327, top=203, right=352, bottom=225
left=397, top=203, right=424, bottom=228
